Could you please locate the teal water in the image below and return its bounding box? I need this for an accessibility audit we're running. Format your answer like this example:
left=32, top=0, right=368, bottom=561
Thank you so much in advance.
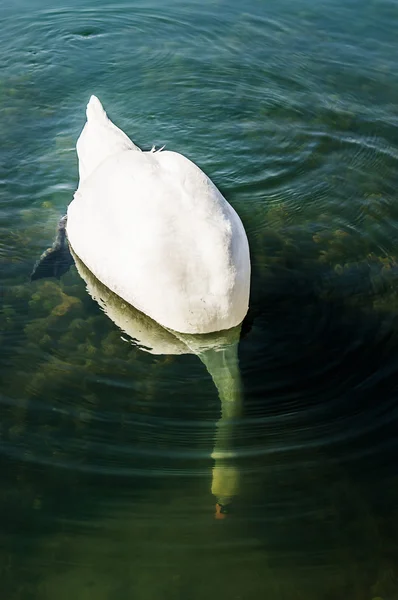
left=2, top=0, right=398, bottom=598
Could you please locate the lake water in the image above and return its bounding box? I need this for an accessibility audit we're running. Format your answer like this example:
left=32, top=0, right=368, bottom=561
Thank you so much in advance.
left=2, top=0, right=398, bottom=598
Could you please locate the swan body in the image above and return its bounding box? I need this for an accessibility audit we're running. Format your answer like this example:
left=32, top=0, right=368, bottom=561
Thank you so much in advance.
left=66, top=96, right=251, bottom=334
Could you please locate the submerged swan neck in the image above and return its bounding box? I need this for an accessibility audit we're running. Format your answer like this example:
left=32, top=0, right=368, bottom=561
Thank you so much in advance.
left=199, top=340, right=243, bottom=508
left=199, top=343, right=242, bottom=412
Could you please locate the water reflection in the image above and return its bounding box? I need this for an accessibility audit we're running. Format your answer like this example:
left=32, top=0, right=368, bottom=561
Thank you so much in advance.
left=74, top=252, right=244, bottom=514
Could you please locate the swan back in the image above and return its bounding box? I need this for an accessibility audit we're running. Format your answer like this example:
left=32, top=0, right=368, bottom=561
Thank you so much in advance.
left=67, top=97, right=251, bottom=334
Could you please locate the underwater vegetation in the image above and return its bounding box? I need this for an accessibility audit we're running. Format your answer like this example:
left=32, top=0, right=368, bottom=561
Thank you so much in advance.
left=2, top=206, right=398, bottom=598
left=2, top=0, right=398, bottom=594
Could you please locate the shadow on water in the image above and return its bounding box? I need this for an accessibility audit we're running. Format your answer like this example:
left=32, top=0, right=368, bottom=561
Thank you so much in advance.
left=234, top=240, right=398, bottom=598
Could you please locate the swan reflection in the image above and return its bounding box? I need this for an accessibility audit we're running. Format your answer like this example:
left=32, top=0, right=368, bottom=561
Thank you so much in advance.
left=73, top=252, right=244, bottom=516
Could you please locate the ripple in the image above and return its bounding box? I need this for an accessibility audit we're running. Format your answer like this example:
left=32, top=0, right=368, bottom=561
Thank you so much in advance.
left=1, top=3, right=398, bottom=568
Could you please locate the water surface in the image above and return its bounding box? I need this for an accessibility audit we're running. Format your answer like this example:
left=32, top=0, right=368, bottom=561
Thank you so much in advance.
left=2, top=0, right=398, bottom=598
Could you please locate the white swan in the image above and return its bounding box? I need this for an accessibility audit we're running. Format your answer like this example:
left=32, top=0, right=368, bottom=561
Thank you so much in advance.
left=66, top=96, right=251, bottom=335
left=31, top=96, right=251, bottom=516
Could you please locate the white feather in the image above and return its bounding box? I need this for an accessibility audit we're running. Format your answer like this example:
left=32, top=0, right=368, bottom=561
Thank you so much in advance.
left=67, top=96, right=251, bottom=334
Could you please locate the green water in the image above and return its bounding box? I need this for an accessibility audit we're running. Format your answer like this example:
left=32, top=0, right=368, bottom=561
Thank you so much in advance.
left=2, top=0, right=398, bottom=598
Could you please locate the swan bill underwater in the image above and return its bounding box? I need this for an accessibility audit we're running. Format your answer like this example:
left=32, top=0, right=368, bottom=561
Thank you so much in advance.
left=32, top=96, right=251, bottom=515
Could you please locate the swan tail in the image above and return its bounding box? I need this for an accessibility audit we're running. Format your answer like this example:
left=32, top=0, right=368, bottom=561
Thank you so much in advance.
left=76, top=95, right=141, bottom=185
left=86, top=95, right=108, bottom=123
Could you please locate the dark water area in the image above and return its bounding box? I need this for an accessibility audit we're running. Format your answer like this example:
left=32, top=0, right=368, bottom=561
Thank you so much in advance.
left=2, top=0, right=398, bottom=598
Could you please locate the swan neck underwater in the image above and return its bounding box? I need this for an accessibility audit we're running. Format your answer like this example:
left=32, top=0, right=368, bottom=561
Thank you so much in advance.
left=72, top=250, right=245, bottom=513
